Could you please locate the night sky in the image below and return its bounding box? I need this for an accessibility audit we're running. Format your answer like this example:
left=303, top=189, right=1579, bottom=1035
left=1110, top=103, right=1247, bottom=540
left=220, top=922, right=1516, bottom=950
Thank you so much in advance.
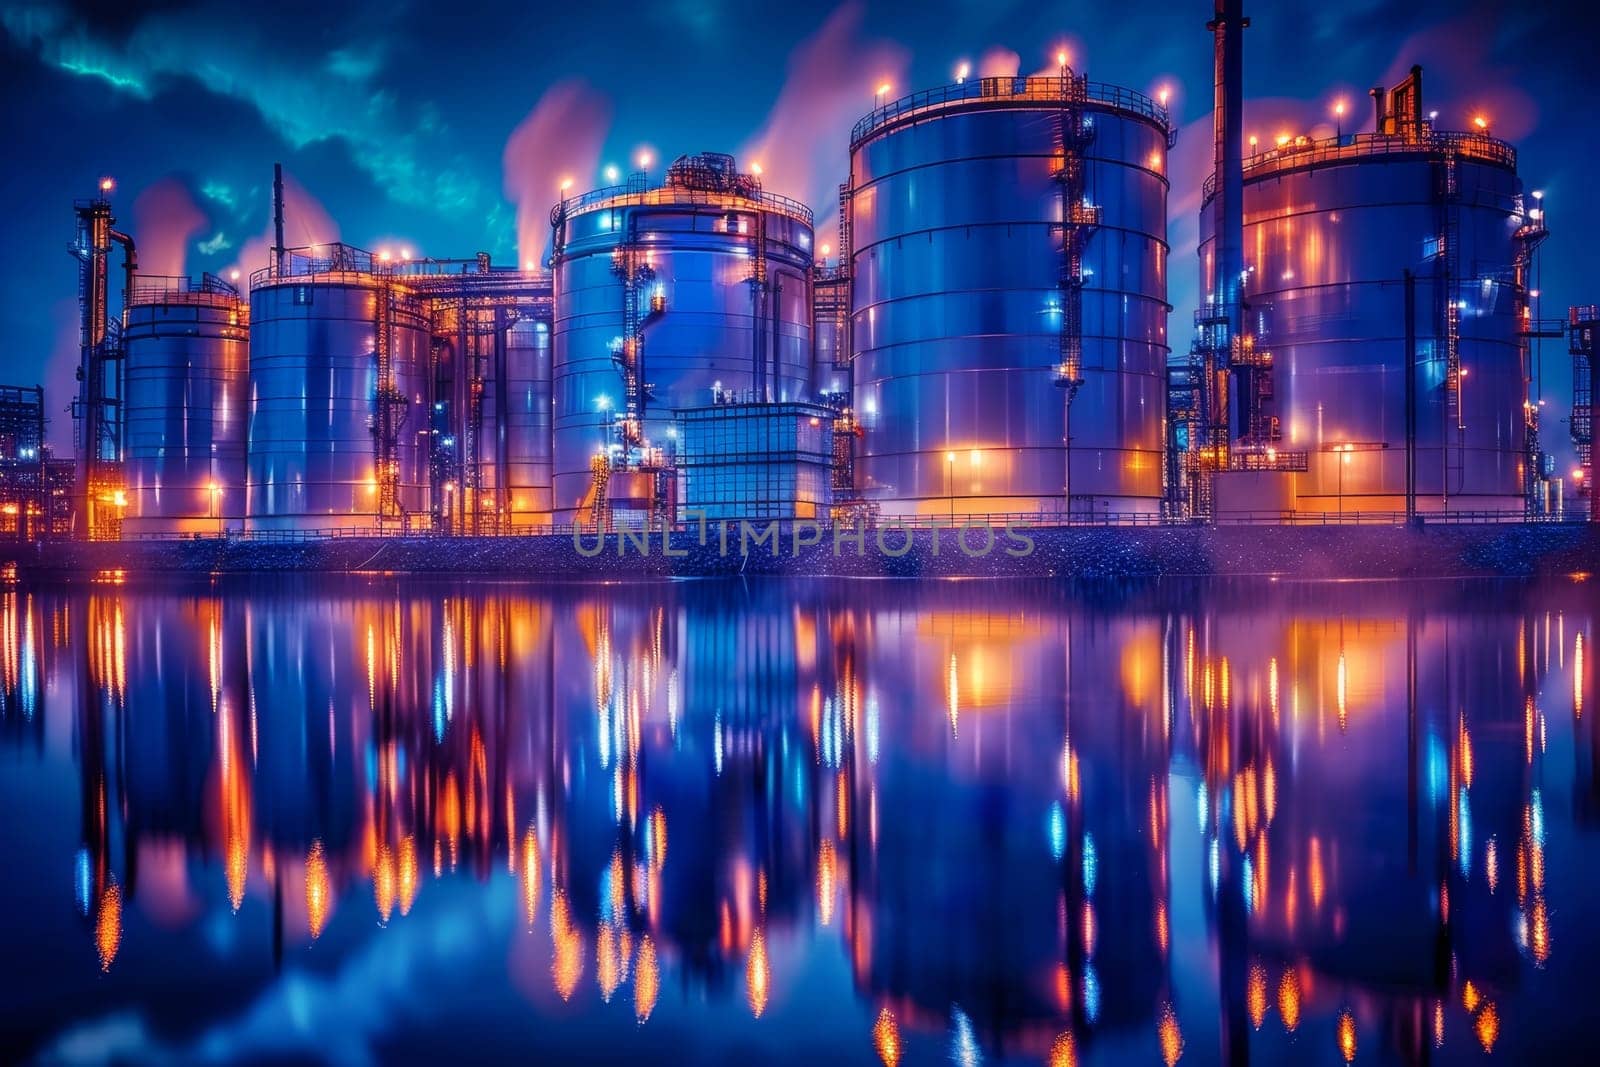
left=2, top=0, right=1595, bottom=464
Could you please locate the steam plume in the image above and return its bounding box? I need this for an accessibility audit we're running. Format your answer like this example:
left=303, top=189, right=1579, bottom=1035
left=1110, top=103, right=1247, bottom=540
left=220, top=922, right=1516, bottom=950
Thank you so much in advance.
left=503, top=80, right=610, bottom=269
left=132, top=179, right=207, bottom=278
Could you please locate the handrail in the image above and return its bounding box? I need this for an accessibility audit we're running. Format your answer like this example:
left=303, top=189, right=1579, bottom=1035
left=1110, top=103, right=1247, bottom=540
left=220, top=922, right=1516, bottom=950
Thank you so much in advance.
left=851, top=75, right=1175, bottom=150
left=1201, top=128, right=1517, bottom=200
left=551, top=184, right=814, bottom=229
left=127, top=273, right=243, bottom=307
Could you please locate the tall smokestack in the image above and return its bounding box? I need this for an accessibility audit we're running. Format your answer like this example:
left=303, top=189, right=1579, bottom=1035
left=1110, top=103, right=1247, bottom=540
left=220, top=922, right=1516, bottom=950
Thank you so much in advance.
left=1208, top=0, right=1248, bottom=439
left=272, top=162, right=286, bottom=275
left=1209, top=0, right=1246, bottom=333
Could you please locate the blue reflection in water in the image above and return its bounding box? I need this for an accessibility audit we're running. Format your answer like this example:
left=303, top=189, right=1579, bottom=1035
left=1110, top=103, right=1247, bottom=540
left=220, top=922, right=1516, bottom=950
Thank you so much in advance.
left=0, top=575, right=1594, bottom=1065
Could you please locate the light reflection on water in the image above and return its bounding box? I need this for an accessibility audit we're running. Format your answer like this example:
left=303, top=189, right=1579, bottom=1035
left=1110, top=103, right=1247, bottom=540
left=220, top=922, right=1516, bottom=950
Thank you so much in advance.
left=0, top=576, right=1595, bottom=1065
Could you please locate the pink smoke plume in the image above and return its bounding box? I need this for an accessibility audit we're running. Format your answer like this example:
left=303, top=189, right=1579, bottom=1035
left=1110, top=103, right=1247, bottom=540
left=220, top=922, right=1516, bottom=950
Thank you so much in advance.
left=227, top=170, right=340, bottom=282
left=1382, top=21, right=1538, bottom=142
left=978, top=47, right=1020, bottom=78
left=739, top=2, right=909, bottom=229
left=503, top=80, right=611, bottom=269
left=132, top=179, right=207, bottom=279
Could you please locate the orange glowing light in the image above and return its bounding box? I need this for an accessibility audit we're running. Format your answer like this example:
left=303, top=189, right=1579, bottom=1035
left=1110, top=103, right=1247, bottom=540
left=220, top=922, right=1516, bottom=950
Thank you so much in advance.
left=1158, top=1003, right=1184, bottom=1066
left=1338, top=1009, right=1357, bottom=1063
left=95, top=881, right=122, bottom=971
left=374, top=841, right=396, bottom=923
left=638, top=151, right=653, bottom=169
left=876, top=82, right=892, bottom=98
left=1050, top=1032, right=1078, bottom=1067
left=1159, top=87, right=1171, bottom=106
left=398, top=835, right=418, bottom=915
left=1474, top=115, right=1489, bottom=130
left=521, top=826, right=541, bottom=925
left=1278, top=970, right=1301, bottom=1032
left=1056, top=49, right=1069, bottom=68
left=751, top=162, right=764, bottom=176
left=306, top=840, right=330, bottom=939
left=1476, top=1002, right=1500, bottom=1052
left=874, top=1008, right=902, bottom=1066
left=1334, top=99, right=1346, bottom=116
left=821, top=243, right=832, bottom=257
left=746, top=928, right=771, bottom=1017
left=635, top=935, right=660, bottom=1022
left=597, top=921, right=621, bottom=1001
left=550, top=890, right=583, bottom=999
left=1276, top=134, right=1291, bottom=147
left=1247, top=961, right=1268, bottom=1029
left=99, top=177, right=114, bottom=193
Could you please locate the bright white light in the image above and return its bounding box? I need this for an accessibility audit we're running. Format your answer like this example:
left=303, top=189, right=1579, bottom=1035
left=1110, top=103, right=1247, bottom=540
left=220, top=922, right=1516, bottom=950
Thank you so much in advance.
left=604, top=165, right=620, bottom=183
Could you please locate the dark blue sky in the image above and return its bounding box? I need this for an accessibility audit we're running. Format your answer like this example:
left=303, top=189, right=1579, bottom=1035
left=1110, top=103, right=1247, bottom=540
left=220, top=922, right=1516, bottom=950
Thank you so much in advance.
left=2, top=0, right=1594, bottom=462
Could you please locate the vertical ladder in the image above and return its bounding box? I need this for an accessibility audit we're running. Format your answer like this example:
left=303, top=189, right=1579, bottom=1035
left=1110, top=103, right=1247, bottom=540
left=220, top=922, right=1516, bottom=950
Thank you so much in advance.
left=1437, top=156, right=1463, bottom=503
left=1053, top=74, right=1101, bottom=518
left=372, top=278, right=404, bottom=521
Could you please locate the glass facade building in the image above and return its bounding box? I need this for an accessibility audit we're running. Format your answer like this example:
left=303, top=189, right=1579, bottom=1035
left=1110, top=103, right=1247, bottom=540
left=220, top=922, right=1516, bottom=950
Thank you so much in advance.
left=674, top=400, right=833, bottom=521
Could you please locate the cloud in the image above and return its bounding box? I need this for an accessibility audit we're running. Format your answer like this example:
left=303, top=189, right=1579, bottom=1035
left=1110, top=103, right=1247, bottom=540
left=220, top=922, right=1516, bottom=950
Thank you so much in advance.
left=0, top=1, right=481, bottom=216
left=738, top=2, right=910, bottom=224
left=132, top=178, right=207, bottom=278
left=502, top=80, right=611, bottom=269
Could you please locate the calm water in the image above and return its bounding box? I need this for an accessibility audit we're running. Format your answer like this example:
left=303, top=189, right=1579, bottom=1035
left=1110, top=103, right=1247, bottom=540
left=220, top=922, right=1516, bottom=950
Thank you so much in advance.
left=0, top=576, right=1594, bottom=1065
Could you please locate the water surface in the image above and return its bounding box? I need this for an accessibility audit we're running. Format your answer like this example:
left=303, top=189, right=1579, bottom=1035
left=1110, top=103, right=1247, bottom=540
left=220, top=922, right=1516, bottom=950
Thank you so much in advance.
left=0, top=576, right=1594, bottom=1064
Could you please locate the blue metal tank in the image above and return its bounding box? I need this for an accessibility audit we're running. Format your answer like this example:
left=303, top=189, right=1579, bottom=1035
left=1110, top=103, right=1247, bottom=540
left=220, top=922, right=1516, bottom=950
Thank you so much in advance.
left=480, top=316, right=553, bottom=526
left=122, top=275, right=248, bottom=534
left=246, top=246, right=431, bottom=530
left=1200, top=116, right=1542, bottom=514
left=549, top=153, right=815, bottom=522
left=848, top=76, right=1174, bottom=519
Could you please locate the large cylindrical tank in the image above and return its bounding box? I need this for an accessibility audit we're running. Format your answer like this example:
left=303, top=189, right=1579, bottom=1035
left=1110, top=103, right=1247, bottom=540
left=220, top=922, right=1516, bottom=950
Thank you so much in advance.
left=122, top=276, right=249, bottom=534
left=480, top=316, right=553, bottom=526
left=1200, top=127, right=1537, bottom=513
left=246, top=247, right=431, bottom=530
left=549, top=152, right=815, bottom=522
left=848, top=76, right=1173, bottom=518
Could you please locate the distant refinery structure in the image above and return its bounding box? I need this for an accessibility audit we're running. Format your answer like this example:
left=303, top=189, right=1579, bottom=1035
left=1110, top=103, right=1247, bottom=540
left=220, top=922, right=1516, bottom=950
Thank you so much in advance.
left=26, top=3, right=1593, bottom=541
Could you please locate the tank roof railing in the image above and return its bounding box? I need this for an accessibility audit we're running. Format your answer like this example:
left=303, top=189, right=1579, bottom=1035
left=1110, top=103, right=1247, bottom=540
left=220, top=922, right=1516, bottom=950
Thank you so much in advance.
left=127, top=272, right=243, bottom=307
left=249, top=243, right=552, bottom=292
left=851, top=75, right=1176, bottom=150
left=550, top=182, right=815, bottom=229
left=1201, top=127, right=1518, bottom=200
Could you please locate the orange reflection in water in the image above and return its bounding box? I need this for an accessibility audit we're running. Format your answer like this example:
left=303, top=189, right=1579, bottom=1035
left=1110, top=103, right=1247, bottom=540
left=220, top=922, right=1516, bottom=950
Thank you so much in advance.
left=305, top=841, right=331, bottom=939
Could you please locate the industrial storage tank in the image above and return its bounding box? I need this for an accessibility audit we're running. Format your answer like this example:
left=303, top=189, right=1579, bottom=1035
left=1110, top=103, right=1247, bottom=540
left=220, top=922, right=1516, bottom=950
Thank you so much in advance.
left=1198, top=71, right=1544, bottom=514
left=549, top=152, right=816, bottom=522
left=848, top=74, right=1175, bottom=518
left=247, top=246, right=431, bottom=530
left=480, top=316, right=553, bottom=526
left=121, top=275, right=248, bottom=535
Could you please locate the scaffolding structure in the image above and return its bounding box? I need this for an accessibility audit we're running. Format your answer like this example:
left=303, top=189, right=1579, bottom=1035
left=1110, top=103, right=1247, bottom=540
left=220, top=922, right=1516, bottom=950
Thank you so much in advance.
left=1574, top=306, right=1596, bottom=520
left=406, top=259, right=552, bottom=534
left=69, top=191, right=135, bottom=540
